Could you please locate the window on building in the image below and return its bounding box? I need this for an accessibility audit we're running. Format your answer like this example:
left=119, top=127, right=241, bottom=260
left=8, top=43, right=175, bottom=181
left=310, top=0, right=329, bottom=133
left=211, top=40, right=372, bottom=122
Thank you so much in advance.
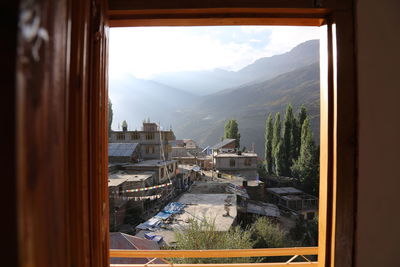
left=145, top=145, right=155, bottom=154
left=229, top=159, right=235, bottom=167
left=244, top=158, right=251, bottom=166
left=130, top=132, right=140, bottom=140
left=145, top=133, right=154, bottom=140
left=116, top=132, right=125, bottom=140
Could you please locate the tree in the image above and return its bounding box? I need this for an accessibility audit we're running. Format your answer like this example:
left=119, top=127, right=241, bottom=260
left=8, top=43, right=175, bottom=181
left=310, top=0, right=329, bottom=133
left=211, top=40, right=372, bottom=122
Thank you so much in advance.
left=173, top=217, right=254, bottom=264
left=289, top=216, right=318, bottom=247
left=224, top=119, right=241, bottom=149
left=274, top=141, right=285, bottom=176
left=293, top=105, right=308, bottom=159
left=291, top=118, right=319, bottom=196
left=250, top=217, right=288, bottom=249
left=297, top=105, right=308, bottom=130
left=108, top=98, right=113, bottom=133
left=272, top=113, right=281, bottom=157
left=264, top=114, right=274, bottom=174
left=282, top=104, right=295, bottom=176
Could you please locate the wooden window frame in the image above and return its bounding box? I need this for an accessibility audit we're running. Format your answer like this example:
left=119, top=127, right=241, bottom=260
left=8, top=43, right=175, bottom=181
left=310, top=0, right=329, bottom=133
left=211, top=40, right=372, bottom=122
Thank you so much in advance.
left=13, top=1, right=356, bottom=267
left=105, top=2, right=356, bottom=267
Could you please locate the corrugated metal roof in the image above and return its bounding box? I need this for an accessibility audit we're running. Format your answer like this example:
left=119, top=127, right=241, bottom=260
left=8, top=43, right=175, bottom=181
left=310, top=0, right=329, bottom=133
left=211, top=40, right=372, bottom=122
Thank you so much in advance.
left=212, top=139, right=236, bottom=149
left=267, top=187, right=304, bottom=195
left=109, top=232, right=164, bottom=264
left=108, top=143, right=138, bottom=157
left=246, top=201, right=280, bottom=217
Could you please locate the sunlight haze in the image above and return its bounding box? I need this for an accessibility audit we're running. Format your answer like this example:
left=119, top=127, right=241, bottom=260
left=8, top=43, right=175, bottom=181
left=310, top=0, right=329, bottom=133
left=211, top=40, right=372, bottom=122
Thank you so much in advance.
left=109, top=26, right=319, bottom=79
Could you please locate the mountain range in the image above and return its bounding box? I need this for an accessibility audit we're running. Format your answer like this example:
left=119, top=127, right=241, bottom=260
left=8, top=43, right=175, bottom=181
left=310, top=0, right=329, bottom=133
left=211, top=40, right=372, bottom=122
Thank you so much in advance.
left=109, top=39, right=320, bottom=157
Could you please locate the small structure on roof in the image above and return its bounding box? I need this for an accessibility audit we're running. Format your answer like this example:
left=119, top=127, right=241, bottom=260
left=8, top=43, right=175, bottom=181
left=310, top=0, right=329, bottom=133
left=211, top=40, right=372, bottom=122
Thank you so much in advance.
left=267, top=187, right=318, bottom=220
left=243, top=200, right=280, bottom=218
left=212, top=138, right=236, bottom=152
left=125, top=159, right=178, bottom=184
left=108, top=143, right=141, bottom=163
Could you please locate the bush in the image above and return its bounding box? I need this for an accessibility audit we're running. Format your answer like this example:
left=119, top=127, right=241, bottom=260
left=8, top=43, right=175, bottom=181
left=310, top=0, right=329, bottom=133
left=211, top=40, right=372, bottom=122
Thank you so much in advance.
left=172, top=217, right=254, bottom=264
left=250, top=217, right=289, bottom=249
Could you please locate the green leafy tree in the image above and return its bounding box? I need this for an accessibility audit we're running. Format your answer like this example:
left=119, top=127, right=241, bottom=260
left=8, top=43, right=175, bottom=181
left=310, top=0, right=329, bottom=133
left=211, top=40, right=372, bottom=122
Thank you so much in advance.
left=250, top=217, right=288, bottom=249
left=297, top=105, right=308, bottom=131
left=173, top=217, right=254, bottom=264
left=272, top=113, right=281, bottom=174
left=293, top=105, right=308, bottom=159
left=289, top=216, right=318, bottom=247
left=223, top=119, right=241, bottom=149
left=274, top=141, right=285, bottom=176
left=264, top=114, right=274, bottom=174
left=108, top=98, right=113, bottom=133
left=250, top=217, right=293, bottom=263
left=282, top=104, right=295, bottom=176
left=291, top=118, right=319, bottom=196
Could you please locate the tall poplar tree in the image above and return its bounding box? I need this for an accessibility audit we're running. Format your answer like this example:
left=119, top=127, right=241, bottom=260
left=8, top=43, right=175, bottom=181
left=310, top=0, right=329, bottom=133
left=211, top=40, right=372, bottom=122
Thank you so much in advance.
left=224, top=119, right=241, bottom=149
left=264, top=113, right=274, bottom=174
left=293, top=105, right=308, bottom=160
left=274, top=141, right=285, bottom=176
left=272, top=113, right=281, bottom=174
left=282, top=104, right=295, bottom=176
left=291, top=118, right=319, bottom=196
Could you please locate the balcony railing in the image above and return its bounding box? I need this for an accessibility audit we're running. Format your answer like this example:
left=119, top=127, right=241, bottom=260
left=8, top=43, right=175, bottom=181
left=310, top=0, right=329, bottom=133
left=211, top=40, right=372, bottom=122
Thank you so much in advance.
left=110, top=247, right=318, bottom=267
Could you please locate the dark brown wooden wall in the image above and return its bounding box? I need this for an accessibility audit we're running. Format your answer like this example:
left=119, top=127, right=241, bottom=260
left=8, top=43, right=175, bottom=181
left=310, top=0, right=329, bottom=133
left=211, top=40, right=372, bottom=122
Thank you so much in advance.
left=14, top=1, right=109, bottom=267
left=1, top=1, right=19, bottom=267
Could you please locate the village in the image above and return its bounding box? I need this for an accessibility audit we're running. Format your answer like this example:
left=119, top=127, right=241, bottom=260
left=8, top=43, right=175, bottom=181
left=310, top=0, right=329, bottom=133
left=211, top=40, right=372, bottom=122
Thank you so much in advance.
left=108, top=121, right=318, bottom=263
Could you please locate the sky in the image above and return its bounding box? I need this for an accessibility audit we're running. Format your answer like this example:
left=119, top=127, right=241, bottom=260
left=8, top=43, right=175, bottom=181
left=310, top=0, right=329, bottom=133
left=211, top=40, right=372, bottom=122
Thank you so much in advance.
left=109, top=26, right=320, bottom=79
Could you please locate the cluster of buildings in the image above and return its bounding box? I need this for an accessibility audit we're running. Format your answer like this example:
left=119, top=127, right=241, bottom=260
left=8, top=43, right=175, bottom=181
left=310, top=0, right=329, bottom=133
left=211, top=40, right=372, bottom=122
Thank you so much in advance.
left=108, top=121, right=318, bottom=251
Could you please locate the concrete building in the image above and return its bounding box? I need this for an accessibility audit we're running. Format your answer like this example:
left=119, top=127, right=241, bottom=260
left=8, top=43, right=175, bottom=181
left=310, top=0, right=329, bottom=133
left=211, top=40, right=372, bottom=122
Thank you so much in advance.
left=109, top=122, right=175, bottom=160
left=172, top=147, right=212, bottom=170
left=211, top=138, right=236, bottom=155
left=125, top=159, right=178, bottom=184
left=213, top=152, right=258, bottom=180
left=267, top=187, right=318, bottom=220
left=108, top=171, right=156, bottom=227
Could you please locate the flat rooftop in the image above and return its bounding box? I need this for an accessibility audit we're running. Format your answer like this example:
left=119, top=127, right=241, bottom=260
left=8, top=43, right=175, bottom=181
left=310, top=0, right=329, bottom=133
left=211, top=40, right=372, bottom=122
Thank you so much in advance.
left=214, top=152, right=257, bottom=158
left=139, top=193, right=237, bottom=246
left=129, top=159, right=177, bottom=167
left=267, top=187, right=304, bottom=195
left=108, top=171, right=154, bottom=187
left=246, top=200, right=280, bottom=218
left=188, top=181, right=229, bottom=194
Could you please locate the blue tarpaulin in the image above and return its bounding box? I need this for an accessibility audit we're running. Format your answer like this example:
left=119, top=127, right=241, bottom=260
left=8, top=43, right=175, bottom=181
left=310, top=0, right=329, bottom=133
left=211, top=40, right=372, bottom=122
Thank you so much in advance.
left=163, top=202, right=185, bottom=214
left=155, top=211, right=172, bottom=219
left=144, top=232, right=164, bottom=243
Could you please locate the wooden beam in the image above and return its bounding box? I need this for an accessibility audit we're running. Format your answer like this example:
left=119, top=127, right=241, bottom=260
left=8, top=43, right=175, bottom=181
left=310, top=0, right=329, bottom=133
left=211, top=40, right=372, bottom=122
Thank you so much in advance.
left=108, top=7, right=328, bottom=27
left=110, top=263, right=318, bottom=267
left=109, top=17, right=325, bottom=27
left=108, top=0, right=352, bottom=11
left=110, top=247, right=318, bottom=258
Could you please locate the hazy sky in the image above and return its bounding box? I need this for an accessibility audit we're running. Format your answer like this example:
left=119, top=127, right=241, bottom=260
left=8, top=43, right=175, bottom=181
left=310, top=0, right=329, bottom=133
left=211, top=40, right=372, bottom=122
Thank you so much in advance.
left=109, top=26, right=320, bottom=79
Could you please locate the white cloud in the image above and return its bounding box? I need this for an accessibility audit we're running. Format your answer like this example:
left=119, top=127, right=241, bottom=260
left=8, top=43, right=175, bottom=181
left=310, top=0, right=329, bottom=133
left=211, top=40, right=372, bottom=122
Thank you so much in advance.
left=262, top=26, right=320, bottom=57
left=109, top=26, right=319, bottom=79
